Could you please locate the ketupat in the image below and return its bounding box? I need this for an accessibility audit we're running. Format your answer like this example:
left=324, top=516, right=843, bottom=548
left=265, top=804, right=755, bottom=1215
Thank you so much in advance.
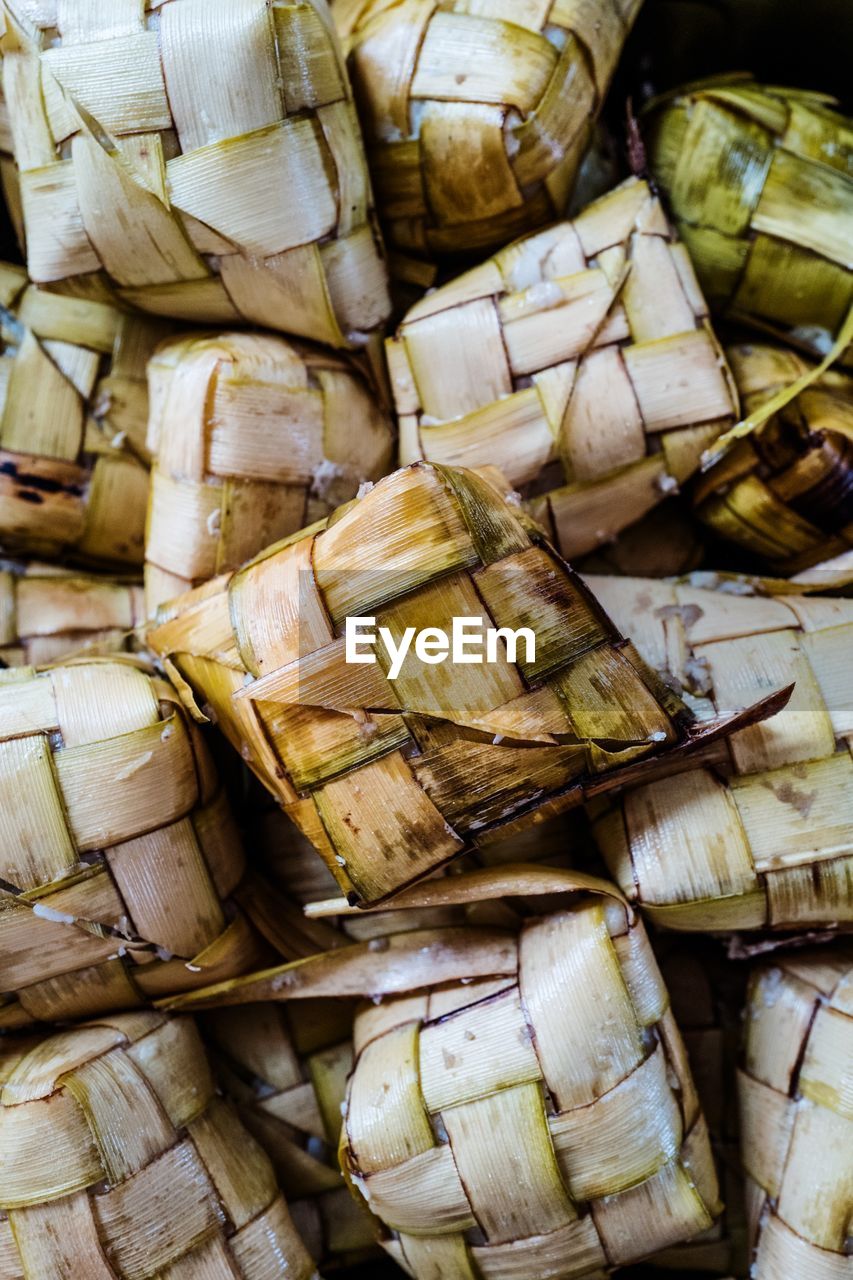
left=738, top=949, right=852, bottom=1278
left=0, top=659, right=277, bottom=1028
left=0, top=561, right=144, bottom=665
left=387, top=178, right=738, bottom=558
left=203, top=1002, right=380, bottom=1268
left=0, top=0, right=390, bottom=347
left=147, top=462, right=784, bottom=907
left=163, top=867, right=723, bottom=1279
left=0, top=262, right=160, bottom=566
left=144, top=330, right=394, bottom=613
left=694, top=343, right=853, bottom=573
left=0, top=1013, right=319, bottom=1279
left=646, top=79, right=853, bottom=359
left=589, top=575, right=853, bottom=932
left=337, top=0, right=644, bottom=260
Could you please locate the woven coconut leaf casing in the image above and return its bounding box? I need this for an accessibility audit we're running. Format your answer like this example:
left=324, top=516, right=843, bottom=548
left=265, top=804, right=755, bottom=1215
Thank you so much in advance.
left=738, top=950, right=853, bottom=1278
left=388, top=178, right=738, bottom=559
left=0, top=1013, right=318, bottom=1280
left=694, top=343, right=853, bottom=574
left=161, top=867, right=722, bottom=1280
left=146, top=462, right=788, bottom=907
left=337, top=0, right=644, bottom=260
left=144, top=330, right=394, bottom=613
left=0, top=562, right=144, bottom=666
left=203, top=1002, right=379, bottom=1268
left=0, top=0, right=390, bottom=348
left=0, top=659, right=278, bottom=1029
left=646, top=80, right=853, bottom=357
left=651, top=941, right=748, bottom=1276
left=0, top=262, right=162, bottom=567
left=590, top=576, right=853, bottom=932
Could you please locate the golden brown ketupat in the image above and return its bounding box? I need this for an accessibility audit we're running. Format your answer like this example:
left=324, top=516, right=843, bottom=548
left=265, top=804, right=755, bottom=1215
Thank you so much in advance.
left=0, top=1013, right=319, bottom=1279
left=144, top=329, right=394, bottom=613
left=387, top=178, right=739, bottom=559
left=646, top=79, right=853, bottom=360
left=0, top=0, right=391, bottom=347
left=694, top=343, right=853, bottom=574
left=738, top=948, right=853, bottom=1279
left=337, top=0, right=645, bottom=260
left=147, top=462, right=786, bottom=907
left=590, top=574, right=853, bottom=932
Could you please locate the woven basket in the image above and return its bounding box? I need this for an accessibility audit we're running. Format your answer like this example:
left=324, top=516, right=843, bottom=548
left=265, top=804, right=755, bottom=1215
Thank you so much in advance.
left=646, top=80, right=853, bottom=359
left=0, top=0, right=390, bottom=348
left=0, top=261, right=161, bottom=567
left=694, top=343, right=853, bottom=574
left=387, top=178, right=738, bottom=559
left=0, top=1012, right=318, bottom=1280
left=203, top=1002, right=379, bottom=1267
left=590, top=574, right=853, bottom=932
left=651, top=940, right=747, bottom=1275
left=338, top=0, right=643, bottom=260
left=0, top=658, right=278, bottom=1028
left=146, top=462, right=785, bottom=907
left=0, top=561, right=144, bottom=665
left=738, top=948, right=853, bottom=1278
left=167, top=867, right=722, bottom=1278
left=145, top=330, right=394, bottom=612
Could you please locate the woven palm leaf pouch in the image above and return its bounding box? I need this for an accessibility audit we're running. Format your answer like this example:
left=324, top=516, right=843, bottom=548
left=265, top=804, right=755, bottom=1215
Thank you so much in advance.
left=646, top=79, right=853, bottom=361
left=0, top=1012, right=319, bottom=1279
left=0, top=0, right=391, bottom=347
left=163, top=866, right=723, bottom=1280
left=0, top=561, right=144, bottom=666
left=0, top=658, right=285, bottom=1029
left=144, top=329, right=394, bottom=613
left=694, top=343, right=853, bottom=574
left=0, top=262, right=161, bottom=567
left=147, top=462, right=785, bottom=907
left=590, top=574, right=853, bottom=933
left=738, top=948, right=852, bottom=1279
left=337, top=0, right=644, bottom=261
left=388, top=177, right=739, bottom=559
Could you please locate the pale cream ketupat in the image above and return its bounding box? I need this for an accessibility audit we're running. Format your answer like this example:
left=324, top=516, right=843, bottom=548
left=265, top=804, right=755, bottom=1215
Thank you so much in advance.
left=0, top=261, right=162, bottom=567
left=0, top=659, right=276, bottom=1028
left=387, top=178, right=739, bottom=559
left=0, top=1013, right=319, bottom=1279
left=160, top=867, right=723, bottom=1280
left=144, top=329, right=394, bottom=613
left=589, top=575, right=853, bottom=932
left=0, top=561, right=144, bottom=666
left=738, top=949, right=853, bottom=1279
left=0, top=0, right=390, bottom=347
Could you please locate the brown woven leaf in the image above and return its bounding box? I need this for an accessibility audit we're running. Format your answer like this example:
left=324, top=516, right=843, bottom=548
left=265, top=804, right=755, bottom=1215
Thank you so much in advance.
left=338, top=0, right=644, bottom=259
left=694, top=343, right=853, bottom=574
left=147, top=462, right=784, bottom=907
